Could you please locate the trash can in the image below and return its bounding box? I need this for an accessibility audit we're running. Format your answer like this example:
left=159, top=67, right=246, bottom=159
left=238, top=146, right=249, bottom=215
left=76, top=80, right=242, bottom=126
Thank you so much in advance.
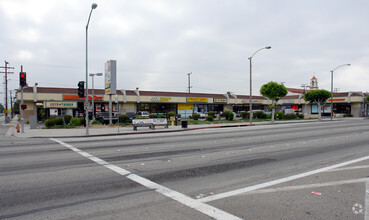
left=181, top=120, right=187, bottom=128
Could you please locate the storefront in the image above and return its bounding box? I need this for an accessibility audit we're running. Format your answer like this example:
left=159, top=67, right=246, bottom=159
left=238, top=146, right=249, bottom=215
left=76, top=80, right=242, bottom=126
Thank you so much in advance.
left=16, top=86, right=369, bottom=122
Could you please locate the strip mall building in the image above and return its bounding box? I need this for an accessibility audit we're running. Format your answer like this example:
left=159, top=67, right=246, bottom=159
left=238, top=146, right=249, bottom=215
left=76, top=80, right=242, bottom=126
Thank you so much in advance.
left=17, top=77, right=369, bottom=122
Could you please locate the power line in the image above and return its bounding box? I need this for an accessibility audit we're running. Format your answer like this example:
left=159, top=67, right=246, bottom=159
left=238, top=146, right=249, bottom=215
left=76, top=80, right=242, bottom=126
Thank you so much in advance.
left=0, top=61, right=14, bottom=121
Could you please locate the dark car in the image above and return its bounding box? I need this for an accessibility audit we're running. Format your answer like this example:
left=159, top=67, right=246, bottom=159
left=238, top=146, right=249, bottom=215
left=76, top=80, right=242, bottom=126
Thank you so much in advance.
left=96, top=112, right=118, bottom=125
left=125, top=112, right=137, bottom=122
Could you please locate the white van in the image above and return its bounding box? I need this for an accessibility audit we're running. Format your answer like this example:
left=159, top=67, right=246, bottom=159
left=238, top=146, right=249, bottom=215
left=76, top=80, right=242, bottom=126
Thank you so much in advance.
left=137, top=111, right=150, bottom=118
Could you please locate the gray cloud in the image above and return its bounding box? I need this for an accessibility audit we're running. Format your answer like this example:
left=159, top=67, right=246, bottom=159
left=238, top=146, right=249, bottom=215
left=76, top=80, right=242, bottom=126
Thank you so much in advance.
left=1, top=0, right=368, bottom=106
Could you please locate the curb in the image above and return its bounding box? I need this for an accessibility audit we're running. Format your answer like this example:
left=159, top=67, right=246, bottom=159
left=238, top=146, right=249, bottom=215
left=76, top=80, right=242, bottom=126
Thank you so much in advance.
left=11, top=117, right=356, bottom=139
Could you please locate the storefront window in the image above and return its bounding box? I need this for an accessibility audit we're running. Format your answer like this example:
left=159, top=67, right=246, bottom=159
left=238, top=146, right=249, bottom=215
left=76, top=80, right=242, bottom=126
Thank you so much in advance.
left=137, top=104, right=150, bottom=112
left=194, top=104, right=208, bottom=113
left=311, top=104, right=331, bottom=114
left=334, top=103, right=351, bottom=114
left=137, top=103, right=177, bottom=114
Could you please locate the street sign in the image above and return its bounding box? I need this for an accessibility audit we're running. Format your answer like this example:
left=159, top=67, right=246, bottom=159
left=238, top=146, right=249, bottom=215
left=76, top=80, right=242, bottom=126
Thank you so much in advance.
left=84, top=102, right=90, bottom=109
left=2, top=109, right=7, bottom=114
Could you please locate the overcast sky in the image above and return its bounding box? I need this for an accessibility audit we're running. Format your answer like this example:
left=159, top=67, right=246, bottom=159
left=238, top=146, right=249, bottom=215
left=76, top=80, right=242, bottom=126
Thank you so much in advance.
left=1, top=0, right=369, bottom=105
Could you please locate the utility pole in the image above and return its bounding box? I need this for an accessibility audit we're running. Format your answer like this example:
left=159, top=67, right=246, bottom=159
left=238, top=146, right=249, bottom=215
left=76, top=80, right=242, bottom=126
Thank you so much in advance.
left=301, top=84, right=310, bottom=115
left=187, top=72, right=192, bottom=93
left=301, top=84, right=310, bottom=94
left=0, top=60, right=14, bottom=123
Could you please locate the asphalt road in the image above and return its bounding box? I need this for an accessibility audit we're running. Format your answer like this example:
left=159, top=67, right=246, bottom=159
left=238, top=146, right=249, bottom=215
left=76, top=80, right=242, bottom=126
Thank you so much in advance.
left=1, top=119, right=369, bottom=219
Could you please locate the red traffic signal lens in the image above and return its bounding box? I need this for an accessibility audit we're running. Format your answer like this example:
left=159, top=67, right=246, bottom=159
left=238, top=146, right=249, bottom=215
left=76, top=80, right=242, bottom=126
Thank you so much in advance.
left=20, top=74, right=25, bottom=78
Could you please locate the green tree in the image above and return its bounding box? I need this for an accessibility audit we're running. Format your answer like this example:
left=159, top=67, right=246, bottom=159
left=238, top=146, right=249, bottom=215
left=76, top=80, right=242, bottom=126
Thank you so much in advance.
left=366, top=96, right=369, bottom=102
left=304, top=89, right=331, bottom=121
left=0, top=103, right=4, bottom=113
left=12, top=100, right=20, bottom=115
left=260, top=82, right=288, bottom=122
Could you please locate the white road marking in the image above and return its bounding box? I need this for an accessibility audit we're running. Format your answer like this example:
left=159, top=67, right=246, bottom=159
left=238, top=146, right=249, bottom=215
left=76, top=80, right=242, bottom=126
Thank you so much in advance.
left=364, top=179, right=369, bottom=220
left=325, top=165, right=369, bottom=172
left=51, top=138, right=242, bottom=220
left=200, top=154, right=369, bottom=202
left=245, top=178, right=367, bottom=195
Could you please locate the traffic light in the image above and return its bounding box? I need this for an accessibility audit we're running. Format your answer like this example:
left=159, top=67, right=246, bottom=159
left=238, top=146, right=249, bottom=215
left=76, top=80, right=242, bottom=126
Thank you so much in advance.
left=20, top=72, right=27, bottom=87
left=78, top=81, right=85, bottom=98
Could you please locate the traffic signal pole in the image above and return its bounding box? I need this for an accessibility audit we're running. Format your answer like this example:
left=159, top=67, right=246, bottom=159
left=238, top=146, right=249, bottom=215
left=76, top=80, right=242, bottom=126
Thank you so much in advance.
left=20, top=65, right=24, bottom=133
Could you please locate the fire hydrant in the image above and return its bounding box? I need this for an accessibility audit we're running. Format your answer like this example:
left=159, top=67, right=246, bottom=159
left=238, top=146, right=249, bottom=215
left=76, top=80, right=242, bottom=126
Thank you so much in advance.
left=16, top=124, right=20, bottom=133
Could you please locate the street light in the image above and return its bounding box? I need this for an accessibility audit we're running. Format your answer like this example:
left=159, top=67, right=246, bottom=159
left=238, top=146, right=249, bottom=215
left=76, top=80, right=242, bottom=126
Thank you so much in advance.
left=248, top=46, right=271, bottom=124
left=89, top=73, right=103, bottom=120
left=330, top=64, right=350, bottom=120
left=85, top=3, right=98, bottom=135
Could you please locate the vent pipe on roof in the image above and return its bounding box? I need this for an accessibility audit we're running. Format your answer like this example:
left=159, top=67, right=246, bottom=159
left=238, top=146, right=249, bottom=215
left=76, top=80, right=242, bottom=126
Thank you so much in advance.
left=121, top=89, right=127, bottom=103
left=298, top=94, right=302, bottom=104
left=223, top=93, right=229, bottom=104
left=134, top=87, right=140, bottom=103
left=33, top=83, right=38, bottom=102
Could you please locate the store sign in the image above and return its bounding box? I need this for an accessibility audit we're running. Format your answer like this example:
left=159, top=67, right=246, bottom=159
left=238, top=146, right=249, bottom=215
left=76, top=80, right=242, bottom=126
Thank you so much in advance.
left=63, top=94, right=103, bottom=100
left=186, top=97, right=208, bottom=103
left=151, top=97, right=171, bottom=102
left=282, top=99, right=294, bottom=103
left=327, top=98, right=346, bottom=102
left=44, top=101, right=77, bottom=109
left=213, top=98, right=227, bottom=103
left=105, top=60, right=117, bottom=95
left=178, top=103, right=194, bottom=110
left=242, top=99, right=262, bottom=103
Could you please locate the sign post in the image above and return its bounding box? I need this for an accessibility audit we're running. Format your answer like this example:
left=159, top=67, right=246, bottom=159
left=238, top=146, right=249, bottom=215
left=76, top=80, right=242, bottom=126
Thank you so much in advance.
left=105, top=60, right=117, bottom=125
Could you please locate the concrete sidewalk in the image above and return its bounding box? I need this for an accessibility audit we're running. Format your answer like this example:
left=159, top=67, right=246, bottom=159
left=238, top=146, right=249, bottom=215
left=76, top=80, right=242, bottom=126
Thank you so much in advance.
left=4, top=116, right=363, bottom=138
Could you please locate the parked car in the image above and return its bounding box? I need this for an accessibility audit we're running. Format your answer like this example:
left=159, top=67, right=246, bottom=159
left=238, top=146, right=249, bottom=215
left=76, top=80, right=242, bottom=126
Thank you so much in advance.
left=125, top=112, right=137, bottom=122
left=96, top=112, right=118, bottom=124
left=137, top=111, right=150, bottom=118
left=199, top=112, right=208, bottom=118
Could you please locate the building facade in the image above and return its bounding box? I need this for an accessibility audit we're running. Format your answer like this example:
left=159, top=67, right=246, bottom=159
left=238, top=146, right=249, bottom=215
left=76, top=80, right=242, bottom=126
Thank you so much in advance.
left=17, top=84, right=369, bottom=122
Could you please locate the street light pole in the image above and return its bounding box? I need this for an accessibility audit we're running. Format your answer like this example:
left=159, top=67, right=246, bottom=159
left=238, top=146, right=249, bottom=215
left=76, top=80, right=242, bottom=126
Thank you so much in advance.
left=89, top=73, right=102, bottom=120
left=85, top=3, right=98, bottom=135
left=330, top=64, right=350, bottom=120
left=248, top=46, right=271, bottom=125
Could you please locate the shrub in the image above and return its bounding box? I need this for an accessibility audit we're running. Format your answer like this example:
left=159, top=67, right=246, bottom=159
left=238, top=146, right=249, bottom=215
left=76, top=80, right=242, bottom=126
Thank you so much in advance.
left=206, top=115, right=214, bottom=122
left=167, top=112, right=176, bottom=118
left=277, top=112, right=284, bottom=120
left=136, top=116, right=146, bottom=119
left=253, top=111, right=266, bottom=119
left=158, top=114, right=166, bottom=118
left=343, top=114, right=353, bottom=117
left=55, top=117, right=64, bottom=125
left=91, top=120, right=101, bottom=124
left=64, top=115, right=72, bottom=124
left=208, top=111, right=215, bottom=118
left=70, top=117, right=84, bottom=126
left=44, top=117, right=63, bottom=128
left=241, top=111, right=249, bottom=119
left=119, top=114, right=129, bottom=123
left=228, top=112, right=234, bottom=121
left=149, top=114, right=158, bottom=118
left=222, top=110, right=231, bottom=119
left=45, top=119, right=56, bottom=128
left=283, top=113, right=297, bottom=120
left=297, top=113, right=304, bottom=119
left=25, top=121, right=30, bottom=124
left=192, top=113, right=200, bottom=120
